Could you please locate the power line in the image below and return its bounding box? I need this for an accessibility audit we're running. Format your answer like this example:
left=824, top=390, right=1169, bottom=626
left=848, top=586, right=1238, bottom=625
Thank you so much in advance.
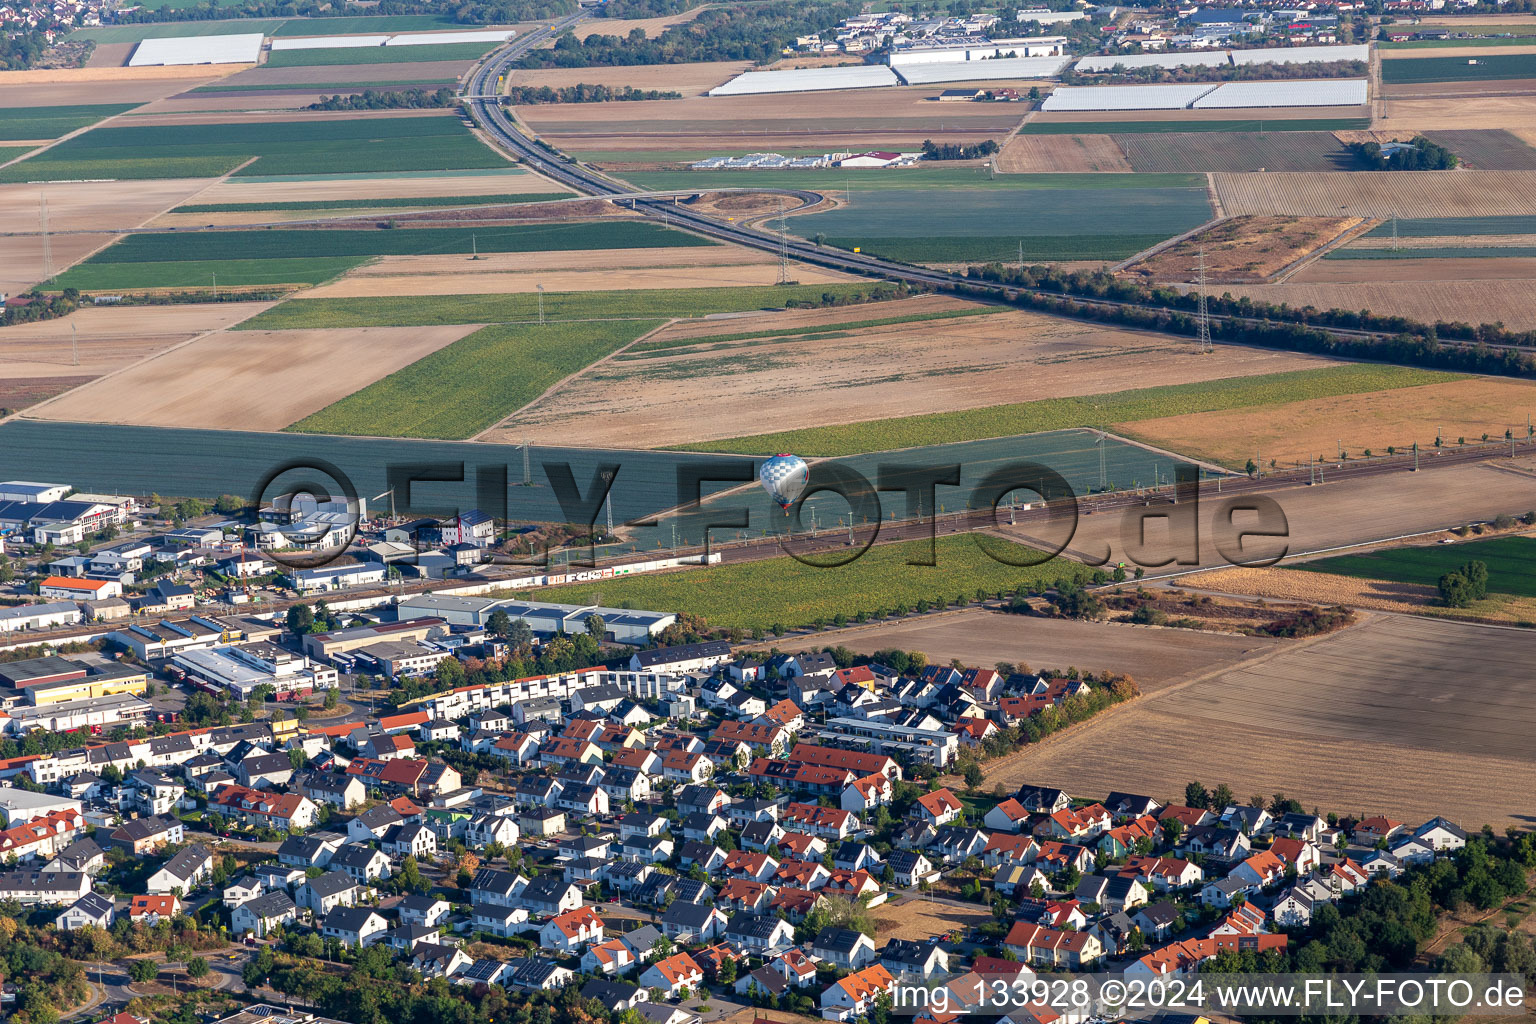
left=1195, top=248, right=1212, bottom=355
left=776, top=197, right=790, bottom=286
left=39, top=194, right=51, bottom=284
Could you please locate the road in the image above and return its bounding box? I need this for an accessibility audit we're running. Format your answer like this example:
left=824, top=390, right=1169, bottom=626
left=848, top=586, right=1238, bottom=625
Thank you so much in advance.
left=66, top=949, right=251, bottom=1021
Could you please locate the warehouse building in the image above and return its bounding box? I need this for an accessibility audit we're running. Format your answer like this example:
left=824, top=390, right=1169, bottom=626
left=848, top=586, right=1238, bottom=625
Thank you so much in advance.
left=396, top=593, right=673, bottom=644
left=0, top=601, right=82, bottom=634
left=173, top=643, right=338, bottom=700
left=0, top=655, right=149, bottom=707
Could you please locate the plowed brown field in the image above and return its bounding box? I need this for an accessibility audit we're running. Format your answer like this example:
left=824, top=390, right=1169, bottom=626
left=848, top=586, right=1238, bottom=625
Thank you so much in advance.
left=1213, top=169, right=1536, bottom=217
left=995, top=133, right=1131, bottom=172
left=1218, top=279, right=1536, bottom=330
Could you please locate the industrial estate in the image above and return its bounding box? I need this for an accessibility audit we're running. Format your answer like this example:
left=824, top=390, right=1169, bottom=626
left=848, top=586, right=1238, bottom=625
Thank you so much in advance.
left=1, top=2, right=1536, bottom=1024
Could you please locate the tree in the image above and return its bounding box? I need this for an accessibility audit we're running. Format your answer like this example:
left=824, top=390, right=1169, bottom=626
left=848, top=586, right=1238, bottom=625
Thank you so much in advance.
left=718, top=956, right=738, bottom=984
left=1244, top=458, right=1258, bottom=478
left=323, top=686, right=339, bottom=710
left=1211, top=783, right=1235, bottom=810
left=653, top=935, right=674, bottom=958
left=585, top=613, right=606, bottom=640
left=1161, top=818, right=1184, bottom=845
left=186, top=956, right=210, bottom=980
left=487, top=609, right=512, bottom=637
left=128, top=958, right=159, bottom=983
left=286, top=604, right=314, bottom=635
left=508, top=618, right=535, bottom=648
left=962, top=761, right=984, bottom=791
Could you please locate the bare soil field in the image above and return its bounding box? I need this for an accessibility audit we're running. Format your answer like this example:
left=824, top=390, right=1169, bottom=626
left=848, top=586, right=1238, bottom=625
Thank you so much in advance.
left=980, top=611, right=1536, bottom=825
left=871, top=899, right=994, bottom=942
left=995, top=133, right=1131, bottom=173
left=1219, top=278, right=1536, bottom=329
left=827, top=606, right=1283, bottom=691
left=86, top=41, right=134, bottom=68
left=302, top=258, right=854, bottom=298
left=573, top=10, right=704, bottom=40
left=1381, top=43, right=1536, bottom=58
left=1029, top=106, right=1369, bottom=124
left=188, top=60, right=472, bottom=90
left=31, top=323, right=477, bottom=430
left=1182, top=565, right=1536, bottom=624
left=0, top=177, right=218, bottom=291
left=0, top=302, right=270, bottom=378
left=1293, top=255, right=1536, bottom=282
left=1385, top=94, right=1536, bottom=132
left=334, top=245, right=770, bottom=278
left=1212, top=169, right=1536, bottom=217
left=0, top=65, right=237, bottom=84
left=0, top=375, right=97, bottom=412
left=643, top=294, right=976, bottom=341
left=1118, top=131, right=1363, bottom=173
left=189, top=170, right=565, bottom=206
left=506, top=60, right=747, bottom=97
left=1426, top=128, right=1536, bottom=169
left=998, top=454, right=1536, bottom=573
left=1122, top=377, right=1536, bottom=468
left=1124, top=215, right=1360, bottom=283
left=481, top=307, right=1339, bottom=448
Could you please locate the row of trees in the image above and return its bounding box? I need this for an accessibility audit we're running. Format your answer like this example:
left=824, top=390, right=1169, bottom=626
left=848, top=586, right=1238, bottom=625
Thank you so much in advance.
left=1353, top=136, right=1459, bottom=170
left=109, top=0, right=571, bottom=26
left=0, top=289, right=82, bottom=327
left=920, top=139, right=1001, bottom=161
left=309, top=88, right=458, bottom=112
left=505, top=83, right=682, bottom=103
left=1063, top=59, right=1367, bottom=86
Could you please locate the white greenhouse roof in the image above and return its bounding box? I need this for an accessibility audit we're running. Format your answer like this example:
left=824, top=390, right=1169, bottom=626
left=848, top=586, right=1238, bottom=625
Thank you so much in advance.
left=708, top=64, right=900, bottom=96
left=269, top=34, right=391, bottom=50
left=1040, top=82, right=1217, bottom=110
left=1193, top=78, right=1368, bottom=107
left=895, top=56, right=1071, bottom=84
left=1230, top=44, right=1369, bottom=65
left=1074, top=51, right=1231, bottom=72
left=128, top=33, right=264, bottom=66
left=383, top=29, right=514, bottom=45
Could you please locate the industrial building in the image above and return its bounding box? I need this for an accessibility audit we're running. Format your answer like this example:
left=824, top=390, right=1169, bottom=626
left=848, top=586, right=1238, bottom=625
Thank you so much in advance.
left=0, top=655, right=149, bottom=707
left=395, top=594, right=674, bottom=644
left=286, top=563, right=387, bottom=594
left=0, top=601, right=82, bottom=634
left=173, top=643, right=338, bottom=700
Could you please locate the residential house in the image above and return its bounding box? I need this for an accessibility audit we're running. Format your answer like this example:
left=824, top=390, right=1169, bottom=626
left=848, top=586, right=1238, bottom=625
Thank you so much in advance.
left=639, top=952, right=705, bottom=1000
left=813, top=927, right=877, bottom=969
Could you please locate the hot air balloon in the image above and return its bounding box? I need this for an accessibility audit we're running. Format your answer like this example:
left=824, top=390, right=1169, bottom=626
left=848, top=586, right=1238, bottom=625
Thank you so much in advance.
left=759, top=453, right=809, bottom=514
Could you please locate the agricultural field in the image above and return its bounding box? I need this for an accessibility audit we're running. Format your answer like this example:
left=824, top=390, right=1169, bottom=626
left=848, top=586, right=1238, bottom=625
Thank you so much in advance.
left=1018, top=117, right=1373, bottom=134
left=1117, top=376, right=1536, bottom=469
left=681, top=364, right=1447, bottom=458
left=1219, top=278, right=1536, bottom=331
left=986, top=614, right=1536, bottom=825
left=1114, top=131, right=1364, bottom=172
left=0, top=103, right=136, bottom=141
left=189, top=169, right=567, bottom=206
left=0, top=115, right=505, bottom=182
left=626, top=168, right=1203, bottom=194
left=169, top=193, right=570, bottom=213
left=238, top=282, right=899, bottom=330
left=1380, top=37, right=1536, bottom=49
left=994, top=134, right=1132, bottom=173
left=263, top=42, right=501, bottom=68
left=0, top=302, right=272, bottom=379
left=31, top=324, right=480, bottom=431
left=269, top=14, right=467, bottom=34
left=484, top=303, right=1341, bottom=449
left=50, top=222, right=702, bottom=292
left=1211, top=170, right=1536, bottom=218
left=1424, top=129, right=1536, bottom=169
left=287, top=319, right=663, bottom=439
left=784, top=184, right=1213, bottom=263
left=521, top=536, right=1097, bottom=634
left=67, top=18, right=287, bottom=43
left=871, top=900, right=994, bottom=942
left=1382, top=53, right=1536, bottom=84
left=1294, top=535, right=1536, bottom=597
left=1122, top=215, right=1361, bottom=283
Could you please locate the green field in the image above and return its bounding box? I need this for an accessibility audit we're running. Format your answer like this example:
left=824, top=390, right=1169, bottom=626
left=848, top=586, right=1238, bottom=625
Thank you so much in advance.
left=626, top=169, right=1204, bottom=192
left=289, top=319, right=662, bottom=439
left=789, top=185, right=1213, bottom=263
left=0, top=104, right=136, bottom=141
left=271, top=14, right=466, bottom=34
left=0, top=146, right=36, bottom=164
left=521, top=535, right=1096, bottom=632
left=0, top=116, right=505, bottom=181
left=1020, top=117, right=1373, bottom=134
left=1380, top=36, right=1536, bottom=49
left=175, top=193, right=571, bottom=212
left=51, top=256, right=364, bottom=291
left=89, top=222, right=704, bottom=264
left=239, top=282, right=901, bottom=329
left=1294, top=536, right=1536, bottom=597
left=1381, top=52, right=1536, bottom=83
left=1363, top=216, right=1536, bottom=236
left=69, top=18, right=287, bottom=42
left=263, top=42, right=497, bottom=67
left=678, top=365, right=1460, bottom=457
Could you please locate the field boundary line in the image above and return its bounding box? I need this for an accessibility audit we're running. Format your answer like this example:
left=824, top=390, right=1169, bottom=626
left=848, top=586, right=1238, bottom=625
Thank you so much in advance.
left=1205, top=171, right=1224, bottom=218
left=1270, top=216, right=1380, bottom=283
left=471, top=317, right=679, bottom=439
left=1109, top=214, right=1228, bottom=273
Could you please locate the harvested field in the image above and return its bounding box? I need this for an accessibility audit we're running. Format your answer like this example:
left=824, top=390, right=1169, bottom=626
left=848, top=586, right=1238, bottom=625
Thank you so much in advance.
left=1425, top=128, right=1536, bottom=169
left=1218, top=278, right=1536, bottom=330
left=190, top=170, right=564, bottom=206
left=982, top=614, right=1536, bottom=826
left=1029, top=106, right=1370, bottom=125
left=0, top=65, right=236, bottom=84
left=639, top=293, right=976, bottom=341
left=0, top=375, right=97, bottom=412
left=0, top=301, right=271, bottom=378
left=116, top=108, right=460, bottom=128
left=505, top=60, right=745, bottom=97
left=1119, top=377, right=1536, bottom=469
left=1381, top=44, right=1536, bottom=59
left=303, top=256, right=852, bottom=298
left=0, top=232, right=121, bottom=297
left=1212, top=170, right=1536, bottom=217
left=1291, top=254, right=1536, bottom=282
left=31, top=324, right=478, bottom=430
left=1123, top=215, right=1360, bottom=283
left=994, top=133, right=1131, bottom=173
left=828, top=607, right=1283, bottom=692
left=0, top=80, right=211, bottom=107
left=0, top=177, right=216, bottom=233
left=572, top=10, right=704, bottom=40
left=86, top=42, right=133, bottom=67
left=1383, top=93, right=1536, bottom=132
left=871, top=899, right=994, bottom=942
left=481, top=306, right=1338, bottom=448
left=1117, top=131, right=1363, bottom=172
left=181, top=59, right=473, bottom=90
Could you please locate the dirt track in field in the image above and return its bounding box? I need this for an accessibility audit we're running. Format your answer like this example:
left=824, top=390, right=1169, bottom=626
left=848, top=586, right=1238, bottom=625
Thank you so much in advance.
left=0, top=302, right=271, bottom=378
left=480, top=305, right=1337, bottom=448
left=31, top=323, right=478, bottom=430
left=1120, top=377, right=1536, bottom=468
left=827, top=607, right=1283, bottom=691
left=995, top=133, right=1132, bottom=173
left=1213, top=169, right=1536, bottom=217
left=979, top=612, right=1536, bottom=825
